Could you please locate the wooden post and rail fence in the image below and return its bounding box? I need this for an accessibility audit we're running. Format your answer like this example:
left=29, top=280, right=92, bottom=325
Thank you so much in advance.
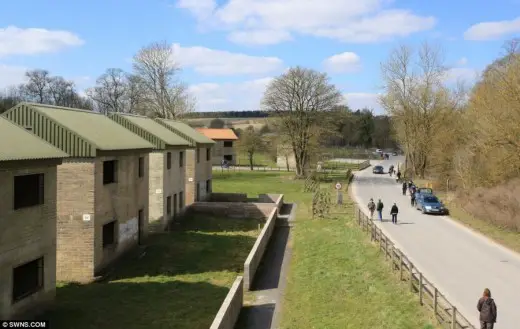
left=214, top=159, right=371, bottom=173
left=353, top=204, right=476, bottom=329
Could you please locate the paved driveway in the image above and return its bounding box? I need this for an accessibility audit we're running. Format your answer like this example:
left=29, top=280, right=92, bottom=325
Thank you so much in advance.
left=351, top=158, right=520, bottom=329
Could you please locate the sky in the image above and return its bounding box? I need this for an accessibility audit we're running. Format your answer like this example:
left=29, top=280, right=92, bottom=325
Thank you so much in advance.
left=0, top=0, right=519, bottom=114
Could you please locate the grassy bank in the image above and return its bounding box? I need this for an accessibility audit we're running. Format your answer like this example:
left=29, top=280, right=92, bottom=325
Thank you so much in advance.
left=43, top=216, right=260, bottom=329
left=213, top=171, right=438, bottom=329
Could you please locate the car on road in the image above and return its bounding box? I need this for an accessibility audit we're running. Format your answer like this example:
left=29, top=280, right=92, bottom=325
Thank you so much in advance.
left=392, top=152, right=398, bottom=156
left=415, top=194, right=448, bottom=214
left=416, top=187, right=433, bottom=195
left=372, top=165, right=384, bottom=174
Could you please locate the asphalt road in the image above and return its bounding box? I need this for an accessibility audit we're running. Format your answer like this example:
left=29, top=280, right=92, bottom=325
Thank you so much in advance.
left=351, top=157, right=520, bottom=329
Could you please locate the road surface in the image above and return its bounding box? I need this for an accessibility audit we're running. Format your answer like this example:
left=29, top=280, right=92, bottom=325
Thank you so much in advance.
left=351, top=157, right=520, bottom=329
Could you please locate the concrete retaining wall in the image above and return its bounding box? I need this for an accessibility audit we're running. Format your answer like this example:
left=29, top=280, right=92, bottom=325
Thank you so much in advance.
left=243, top=208, right=278, bottom=291
left=187, top=202, right=276, bottom=219
left=209, top=276, right=244, bottom=329
left=209, top=193, right=248, bottom=202
left=358, top=160, right=370, bottom=170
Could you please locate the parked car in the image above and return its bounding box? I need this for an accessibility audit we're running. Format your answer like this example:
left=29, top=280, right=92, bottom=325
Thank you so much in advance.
left=416, top=187, right=433, bottom=195
left=392, top=152, right=398, bottom=156
left=372, top=165, right=384, bottom=174
left=415, top=194, right=448, bottom=214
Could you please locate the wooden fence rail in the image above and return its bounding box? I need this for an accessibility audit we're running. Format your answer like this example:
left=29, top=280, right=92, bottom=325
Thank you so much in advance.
left=354, top=204, right=476, bottom=329
left=214, top=160, right=371, bottom=173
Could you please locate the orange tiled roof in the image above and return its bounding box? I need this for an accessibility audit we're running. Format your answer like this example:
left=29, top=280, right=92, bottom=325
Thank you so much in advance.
left=195, top=128, right=239, bottom=140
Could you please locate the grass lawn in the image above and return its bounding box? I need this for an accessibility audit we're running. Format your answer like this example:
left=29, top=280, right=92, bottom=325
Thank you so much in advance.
left=43, top=216, right=260, bottom=329
left=235, top=151, right=276, bottom=167
left=213, top=171, right=438, bottom=329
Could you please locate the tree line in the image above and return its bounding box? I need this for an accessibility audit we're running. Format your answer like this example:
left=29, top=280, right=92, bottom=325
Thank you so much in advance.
left=0, top=41, right=194, bottom=118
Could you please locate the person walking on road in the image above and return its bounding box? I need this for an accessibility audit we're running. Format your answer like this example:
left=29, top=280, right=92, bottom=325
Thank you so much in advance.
left=477, top=288, right=497, bottom=329
left=396, top=170, right=401, bottom=182
left=376, top=199, right=384, bottom=221
left=390, top=203, right=399, bottom=224
left=402, top=182, right=407, bottom=195
left=368, top=198, right=376, bottom=219
left=411, top=190, right=416, bottom=207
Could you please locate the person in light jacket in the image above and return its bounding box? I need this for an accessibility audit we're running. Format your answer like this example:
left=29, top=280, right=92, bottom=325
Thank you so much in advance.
left=477, top=288, right=497, bottom=329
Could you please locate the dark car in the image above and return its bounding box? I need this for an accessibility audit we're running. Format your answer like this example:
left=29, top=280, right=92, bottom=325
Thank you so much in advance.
left=372, top=165, right=384, bottom=174
left=415, top=194, right=448, bottom=214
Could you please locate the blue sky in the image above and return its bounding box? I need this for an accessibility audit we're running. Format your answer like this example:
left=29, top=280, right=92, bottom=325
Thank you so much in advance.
left=0, top=0, right=519, bottom=113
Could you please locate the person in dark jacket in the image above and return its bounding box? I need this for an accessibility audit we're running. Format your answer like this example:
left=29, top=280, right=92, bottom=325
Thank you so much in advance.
left=390, top=203, right=399, bottom=224
left=396, top=170, right=401, bottom=182
left=376, top=199, right=384, bottom=221
left=411, top=191, right=416, bottom=207
left=402, top=182, right=407, bottom=195
left=477, top=288, right=497, bottom=329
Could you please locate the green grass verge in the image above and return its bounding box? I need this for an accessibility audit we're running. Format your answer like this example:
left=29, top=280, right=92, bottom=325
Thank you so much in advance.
left=235, top=151, right=277, bottom=167
left=212, top=171, right=439, bottom=329
left=43, top=216, right=260, bottom=329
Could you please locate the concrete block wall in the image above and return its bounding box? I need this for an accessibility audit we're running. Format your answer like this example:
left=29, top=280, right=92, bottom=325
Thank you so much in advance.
left=93, top=153, right=149, bottom=274
left=208, top=193, right=248, bottom=202
left=187, top=202, right=276, bottom=219
left=209, top=276, right=244, bottom=329
left=211, top=141, right=236, bottom=166
left=0, top=163, right=58, bottom=319
left=185, top=147, right=212, bottom=205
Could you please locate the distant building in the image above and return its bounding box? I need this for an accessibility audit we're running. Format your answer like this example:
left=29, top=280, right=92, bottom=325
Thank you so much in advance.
left=3, top=103, right=154, bottom=282
left=195, top=128, right=239, bottom=165
left=156, top=119, right=215, bottom=205
left=108, top=113, right=190, bottom=229
left=0, top=116, right=68, bottom=319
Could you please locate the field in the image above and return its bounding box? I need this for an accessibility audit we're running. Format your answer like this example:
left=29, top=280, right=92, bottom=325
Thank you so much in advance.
left=212, top=171, right=439, bottom=329
left=42, top=216, right=260, bottom=329
left=185, top=117, right=269, bottom=131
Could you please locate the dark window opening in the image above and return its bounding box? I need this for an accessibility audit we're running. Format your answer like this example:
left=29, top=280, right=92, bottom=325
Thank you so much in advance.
left=206, top=148, right=211, bottom=161
left=166, top=152, right=172, bottom=169
left=24, top=126, right=33, bottom=132
left=103, top=160, right=118, bottom=185
left=206, top=179, right=212, bottom=194
left=223, top=141, right=233, bottom=147
left=12, top=257, right=44, bottom=303
left=179, top=191, right=184, bottom=209
left=102, top=221, right=117, bottom=248
left=14, top=174, right=44, bottom=210
left=196, top=148, right=200, bottom=163
left=167, top=196, right=172, bottom=215
left=179, top=151, right=184, bottom=167
left=138, top=157, right=144, bottom=177
left=223, top=155, right=233, bottom=161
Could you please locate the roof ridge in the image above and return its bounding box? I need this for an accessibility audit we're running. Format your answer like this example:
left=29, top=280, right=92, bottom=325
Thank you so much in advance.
left=22, top=102, right=104, bottom=115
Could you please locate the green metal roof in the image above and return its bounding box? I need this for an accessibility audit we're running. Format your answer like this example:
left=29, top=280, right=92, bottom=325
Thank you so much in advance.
left=3, top=103, right=154, bottom=157
left=155, top=119, right=215, bottom=147
left=107, top=113, right=190, bottom=149
left=0, top=116, right=68, bottom=162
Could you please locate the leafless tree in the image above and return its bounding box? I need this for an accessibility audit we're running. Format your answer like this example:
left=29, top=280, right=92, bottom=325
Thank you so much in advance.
left=48, top=76, right=76, bottom=107
left=22, top=69, right=51, bottom=103
left=262, top=66, right=343, bottom=177
left=86, top=68, right=131, bottom=114
left=132, top=41, right=195, bottom=119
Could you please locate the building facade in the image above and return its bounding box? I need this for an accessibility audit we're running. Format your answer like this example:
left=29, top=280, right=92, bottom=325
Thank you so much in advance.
left=0, top=117, right=68, bottom=319
left=3, top=103, right=154, bottom=282
left=156, top=119, right=215, bottom=205
left=195, top=128, right=239, bottom=165
left=108, top=113, right=190, bottom=229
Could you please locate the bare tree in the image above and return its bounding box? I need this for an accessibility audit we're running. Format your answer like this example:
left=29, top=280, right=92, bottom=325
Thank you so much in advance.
left=236, top=126, right=266, bottom=171
left=86, top=68, right=131, bottom=114
left=22, top=69, right=51, bottom=103
left=132, top=41, right=195, bottom=118
left=48, top=76, right=77, bottom=107
left=262, top=66, right=343, bottom=177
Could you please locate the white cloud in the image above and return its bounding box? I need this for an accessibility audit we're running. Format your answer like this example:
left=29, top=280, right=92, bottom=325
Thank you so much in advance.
left=0, top=64, right=27, bottom=89
left=177, top=0, right=436, bottom=45
left=323, top=52, right=361, bottom=73
left=464, top=16, right=520, bottom=40
left=456, top=57, right=468, bottom=66
left=0, top=26, right=84, bottom=58
left=344, top=92, right=383, bottom=113
left=172, top=43, right=283, bottom=75
left=189, top=77, right=273, bottom=111
left=444, top=67, right=481, bottom=84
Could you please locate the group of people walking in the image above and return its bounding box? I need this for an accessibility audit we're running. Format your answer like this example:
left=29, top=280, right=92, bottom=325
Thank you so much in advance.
left=367, top=198, right=399, bottom=224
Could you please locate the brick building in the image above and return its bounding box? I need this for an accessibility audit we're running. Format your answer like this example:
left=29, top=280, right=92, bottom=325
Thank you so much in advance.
left=0, top=117, right=68, bottom=319
left=108, top=113, right=190, bottom=229
left=195, top=128, right=239, bottom=165
left=3, top=103, right=154, bottom=282
left=155, top=119, right=215, bottom=205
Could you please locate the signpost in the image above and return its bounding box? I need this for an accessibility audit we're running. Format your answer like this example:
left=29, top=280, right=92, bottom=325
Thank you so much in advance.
left=335, top=182, right=343, bottom=205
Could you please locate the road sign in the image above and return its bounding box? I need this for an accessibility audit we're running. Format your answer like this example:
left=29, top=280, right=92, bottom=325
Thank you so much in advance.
left=335, top=182, right=342, bottom=190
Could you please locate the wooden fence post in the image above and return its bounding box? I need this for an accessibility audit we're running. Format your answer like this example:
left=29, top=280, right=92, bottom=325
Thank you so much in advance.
left=434, top=288, right=438, bottom=316
left=409, top=262, right=414, bottom=292
left=419, top=272, right=423, bottom=305
left=399, top=251, right=403, bottom=281
left=451, top=307, right=457, bottom=329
